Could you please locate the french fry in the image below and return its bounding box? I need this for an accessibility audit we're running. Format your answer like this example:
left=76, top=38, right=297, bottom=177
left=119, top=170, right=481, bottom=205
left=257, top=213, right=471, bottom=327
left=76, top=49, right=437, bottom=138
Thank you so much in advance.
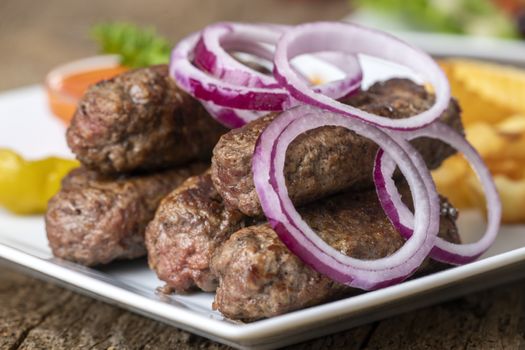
left=433, top=60, right=525, bottom=223
left=467, top=174, right=525, bottom=224
left=498, top=114, right=525, bottom=133
left=444, top=59, right=525, bottom=115
left=485, top=159, right=525, bottom=180
left=432, top=155, right=473, bottom=209
left=495, top=115, right=525, bottom=161
left=440, top=61, right=515, bottom=124
left=464, top=123, right=505, bottom=159
left=432, top=155, right=468, bottom=185
left=495, top=175, right=525, bottom=224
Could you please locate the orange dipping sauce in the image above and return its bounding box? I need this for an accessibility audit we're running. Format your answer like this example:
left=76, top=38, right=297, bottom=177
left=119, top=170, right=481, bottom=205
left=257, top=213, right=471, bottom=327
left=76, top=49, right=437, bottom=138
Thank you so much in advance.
left=46, top=55, right=128, bottom=124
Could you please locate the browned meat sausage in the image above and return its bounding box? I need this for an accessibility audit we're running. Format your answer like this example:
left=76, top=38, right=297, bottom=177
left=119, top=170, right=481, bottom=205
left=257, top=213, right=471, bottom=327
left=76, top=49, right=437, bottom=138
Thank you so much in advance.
left=45, top=163, right=207, bottom=266
left=66, top=65, right=226, bottom=174
left=211, top=79, right=464, bottom=217
left=145, top=172, right=254, bottom=292
left=211, top=187, right=460, bottom=321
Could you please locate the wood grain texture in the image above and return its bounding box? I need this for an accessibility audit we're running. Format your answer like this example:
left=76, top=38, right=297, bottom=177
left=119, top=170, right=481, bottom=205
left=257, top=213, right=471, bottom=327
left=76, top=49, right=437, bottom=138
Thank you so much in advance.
left=2, top=264, right=525, bottom=349
left=0, top=264, right=374, bottom=349
left=365, top=285, right=525, bottom=350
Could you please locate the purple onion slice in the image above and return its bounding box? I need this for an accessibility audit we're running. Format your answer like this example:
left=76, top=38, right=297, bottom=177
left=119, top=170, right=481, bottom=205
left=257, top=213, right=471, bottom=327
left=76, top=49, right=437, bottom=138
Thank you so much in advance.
left=194, top=22, right=363, bottom=95
left=252, top=105, right=439, bottom=290
left=374, top=122, right=502, bottom=264
left=170, top=24, right=363, bottom=127
left=273, top=22, right=450, bottom=130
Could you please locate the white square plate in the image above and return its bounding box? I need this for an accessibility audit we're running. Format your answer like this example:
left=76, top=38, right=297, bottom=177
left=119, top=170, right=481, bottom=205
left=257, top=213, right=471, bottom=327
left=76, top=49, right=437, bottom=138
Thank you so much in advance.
left=1, top=48, right=525, bottom=349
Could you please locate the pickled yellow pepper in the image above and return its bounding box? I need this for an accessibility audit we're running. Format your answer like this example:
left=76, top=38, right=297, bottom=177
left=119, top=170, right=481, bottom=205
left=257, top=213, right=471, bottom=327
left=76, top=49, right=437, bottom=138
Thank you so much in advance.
left=0, top=149, right=79, bottom=215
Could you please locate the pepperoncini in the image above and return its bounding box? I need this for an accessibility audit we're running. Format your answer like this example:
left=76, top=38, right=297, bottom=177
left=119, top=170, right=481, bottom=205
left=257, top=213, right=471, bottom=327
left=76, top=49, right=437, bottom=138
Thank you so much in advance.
left=0, top=149, right=79, bottom=215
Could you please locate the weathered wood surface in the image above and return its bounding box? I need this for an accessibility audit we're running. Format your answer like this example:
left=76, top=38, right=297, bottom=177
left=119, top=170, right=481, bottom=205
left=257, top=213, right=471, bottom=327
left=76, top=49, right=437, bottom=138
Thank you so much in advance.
left=2, top=0, right=525, bottom=349
left=2, top=264, right=525, bottom=349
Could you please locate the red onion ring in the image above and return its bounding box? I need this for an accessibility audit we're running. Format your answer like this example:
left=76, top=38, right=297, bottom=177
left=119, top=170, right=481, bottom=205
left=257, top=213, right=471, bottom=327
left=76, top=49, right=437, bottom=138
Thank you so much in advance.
left=194, top=23, right=282, bottom=88
left=194, top=22, right=363, bottom=96
left=201, top=101, right=263, bottom=128
left=374, top=122, right=502, bottom=264
left=252, top=105, right=439, bottom=290
left=170, top=24, right=363, bottom=123
left=273, top=22, right=450, bottom=130
left=167, top=21, right=502, bottom=291
left=171, top=33, right=291, bottom=111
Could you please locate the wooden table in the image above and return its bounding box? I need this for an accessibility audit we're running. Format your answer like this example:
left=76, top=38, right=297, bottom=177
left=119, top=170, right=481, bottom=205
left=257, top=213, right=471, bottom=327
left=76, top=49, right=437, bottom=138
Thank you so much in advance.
left=1, top=1, right=524, bottom=348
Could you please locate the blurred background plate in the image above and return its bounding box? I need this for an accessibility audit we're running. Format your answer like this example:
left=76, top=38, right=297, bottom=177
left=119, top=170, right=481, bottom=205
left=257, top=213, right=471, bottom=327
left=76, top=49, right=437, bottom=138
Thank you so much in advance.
left=346, top=9, right=525, bottom=65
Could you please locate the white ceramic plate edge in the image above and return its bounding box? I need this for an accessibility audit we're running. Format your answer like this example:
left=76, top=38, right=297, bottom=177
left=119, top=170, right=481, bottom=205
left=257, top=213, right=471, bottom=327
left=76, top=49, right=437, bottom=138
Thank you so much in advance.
left=4, top=235, right=525, bottom=348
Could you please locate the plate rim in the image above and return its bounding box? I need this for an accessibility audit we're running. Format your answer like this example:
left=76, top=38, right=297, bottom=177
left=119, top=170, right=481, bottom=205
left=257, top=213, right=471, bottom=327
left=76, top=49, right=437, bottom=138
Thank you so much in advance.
left=3, top=235, right=525, bottom=343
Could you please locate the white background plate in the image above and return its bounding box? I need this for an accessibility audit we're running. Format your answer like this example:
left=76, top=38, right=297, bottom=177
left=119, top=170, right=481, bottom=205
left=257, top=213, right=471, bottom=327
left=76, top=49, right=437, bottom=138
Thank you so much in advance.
left=1, top=46, right=525, bottom=349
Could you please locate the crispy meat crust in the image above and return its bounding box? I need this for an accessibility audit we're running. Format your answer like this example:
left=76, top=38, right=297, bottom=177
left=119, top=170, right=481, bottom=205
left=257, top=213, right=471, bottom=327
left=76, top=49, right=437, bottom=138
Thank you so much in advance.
left=45, top=163, right=207, bottom=266
left=211, top=187, right=460, bottom=321
left=211, top=79, right=463, bottom=217
left=67, top=65, right=226, bottom=174
left=145, top=172, right=254, bottom=292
